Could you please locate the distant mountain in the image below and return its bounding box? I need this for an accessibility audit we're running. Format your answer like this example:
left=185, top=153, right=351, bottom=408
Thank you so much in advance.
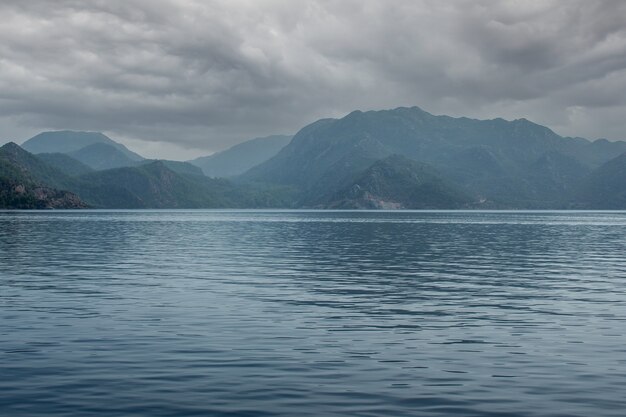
left=4, top=107, right=626, bottom=210
left=139, top=159, right=204, bottom=177
left=523, top=151, right=591, bottom=206
left=0, top=143, right=294, bottom=209
left=575, top=138, right=626, bottom=168
left=36, top=153, right=94, bottom=177
left=575, top=152, right=626, bottom=209
left=243, top=107, right=626, bottom=208
left=22, top=130, right=144, bottom=161
left=68, top=142, right=139, bottom=170
left=73, top=161, right=235, bottom=208
left=73, top=160, right=294, bottom=209
left=323, top=155, right=474, bottom=209
left=189, top=135, right=292, bottom=177
left=441, top=146, right=523, bottom=206
left=0, top=143, right=87, bottom=209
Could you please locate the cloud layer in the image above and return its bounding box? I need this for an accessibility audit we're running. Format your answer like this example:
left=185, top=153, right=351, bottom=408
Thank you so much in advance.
left=1, top=0, right=625, bottom=158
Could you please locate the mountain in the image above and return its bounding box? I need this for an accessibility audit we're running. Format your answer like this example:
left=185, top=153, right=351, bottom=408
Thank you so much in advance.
left=67, top=142, right=140, bottom=170
left=22, top=130, right=144, bottom=161
left=523, top=151, right=591, bottom=206
left=139, top=160, right=204, bottom=177
left=0, top=175, right=85, bottom=209
left=0, top=142, right=75, bottom=190
left=189, top=135, right=292, bottom=177
left=72, top=161, right=236, bottom=208
left=322, top=155, right=474, bottom=209
left=0, top=143, right=87, bottom=209
left=0, top=143, right=293, bottom=209
left=36, top=153, right=94, bottom=177
left=5, top=107, right=626, bottom=210
left=243, top=107, right=626, bottom=208
left=445, top=148, right=592, bottom=208
left=575, top=152, right=626, bottom=209
left=24, top=133, right=201, bottom=174
left=72, top=161, right=297, bottom=209
left=573, top=138, right=626, bottom=168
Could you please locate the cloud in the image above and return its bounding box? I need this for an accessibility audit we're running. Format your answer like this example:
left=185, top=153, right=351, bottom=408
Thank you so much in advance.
left=0, top=0, right=625, bottom=159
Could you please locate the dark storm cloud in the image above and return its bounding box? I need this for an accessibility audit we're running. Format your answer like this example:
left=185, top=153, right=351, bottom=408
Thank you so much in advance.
left=0, top=0, right=625, bottom=158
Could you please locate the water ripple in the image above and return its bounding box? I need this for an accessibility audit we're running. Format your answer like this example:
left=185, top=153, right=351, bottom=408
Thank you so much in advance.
left=1, top=210, right=625, bottom=416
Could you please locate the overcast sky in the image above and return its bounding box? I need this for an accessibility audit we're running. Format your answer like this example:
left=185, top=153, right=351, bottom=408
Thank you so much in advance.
left=1, top=0, right=625, bottom=159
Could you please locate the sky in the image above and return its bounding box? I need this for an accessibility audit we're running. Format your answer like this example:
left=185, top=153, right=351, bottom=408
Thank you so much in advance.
left=1, top=0, right=625, bottom=160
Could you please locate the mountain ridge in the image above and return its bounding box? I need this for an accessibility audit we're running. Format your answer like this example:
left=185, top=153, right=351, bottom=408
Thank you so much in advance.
left=242, top=106, right=626, bottom=208
left=575, top=152, right=626, bottom=209
left=322, top=155, right=474, bottom=209
left=3, top=107, right=626, bottom=209
left=0, top=142, right=87, bottom=209
left=22, top=130, right=144, bottom=161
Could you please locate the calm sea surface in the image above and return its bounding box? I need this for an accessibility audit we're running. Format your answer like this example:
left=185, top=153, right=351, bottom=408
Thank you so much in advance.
left=1, top=210, right=626, bottom=417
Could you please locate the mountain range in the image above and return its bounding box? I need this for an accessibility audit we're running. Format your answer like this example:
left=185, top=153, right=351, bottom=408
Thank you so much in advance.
left=23, top=131, right=143, bottom=164
left=0, top=141, right=291, bottom=209
left=0, top=142, right=86, bottom=209
left=1, top=107, right=625, bottom=209
left=244, top=107, right=626, bottom=208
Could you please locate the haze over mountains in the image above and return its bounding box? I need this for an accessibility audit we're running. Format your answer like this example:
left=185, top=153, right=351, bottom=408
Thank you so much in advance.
left=23, top=131, right=144, bottom=164
left=189, top=135, right=293, bottom=177
left=1, top=107, right=625, bottom=210
left=244, top=106, right=626, bottom=209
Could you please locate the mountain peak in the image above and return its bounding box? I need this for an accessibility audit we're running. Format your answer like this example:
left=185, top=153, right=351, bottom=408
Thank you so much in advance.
left=22, top=130, right=110, bottom=154
left=144, top=160, right=168, bottom=169
left=0, top=141, right=23, bottom=152
left=67, top=142, right=140, bottom=170
left=405, top=105, right=429, bottom=114
left=0, top=142, right=35, bottom=161
left=21, top=130, right=144, bottom=166
left=52, top=129, right=107, bottom=136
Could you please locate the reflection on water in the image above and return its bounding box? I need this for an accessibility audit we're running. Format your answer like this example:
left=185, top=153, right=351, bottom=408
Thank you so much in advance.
left=1, top=210, right=626, bottom=416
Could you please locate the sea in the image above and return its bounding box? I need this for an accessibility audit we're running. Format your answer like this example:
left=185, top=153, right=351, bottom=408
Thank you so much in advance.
left=1, top=210, right=625, bottom=416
